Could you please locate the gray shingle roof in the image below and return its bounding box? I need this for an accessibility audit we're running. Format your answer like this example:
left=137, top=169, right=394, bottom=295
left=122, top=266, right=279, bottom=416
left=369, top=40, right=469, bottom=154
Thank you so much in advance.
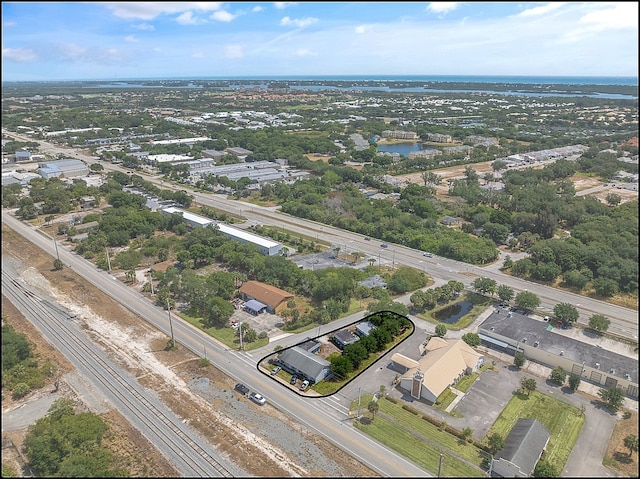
left=278, top=346, right=329, bottom=383
left=496, top=418, right=550, bottom=476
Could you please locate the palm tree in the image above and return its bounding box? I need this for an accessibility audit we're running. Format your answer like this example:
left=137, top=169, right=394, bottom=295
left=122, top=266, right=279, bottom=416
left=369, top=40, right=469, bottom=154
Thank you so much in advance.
left=367, top=400, right=379, bottom=420
left=368, top=258, right=376, bottom=267
left=624, top=434, right=638, bottom=459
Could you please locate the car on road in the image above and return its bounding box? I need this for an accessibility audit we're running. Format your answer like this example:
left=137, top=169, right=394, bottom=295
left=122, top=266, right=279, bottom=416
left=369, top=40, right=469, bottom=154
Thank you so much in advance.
left=300, top=380, right=310, bottom=391
left=364, top=236, right=371, bottom=241
left=234, top=383, right=249, bottom=395
left=423, top=252, right=433, bottom=257
left=380, top=243, right=388, bottom=248
left=290, top=375, right=298, bottom=385
left=249, top=392, right=266, bottom=405
left=271, top=366, right=281, bottom=375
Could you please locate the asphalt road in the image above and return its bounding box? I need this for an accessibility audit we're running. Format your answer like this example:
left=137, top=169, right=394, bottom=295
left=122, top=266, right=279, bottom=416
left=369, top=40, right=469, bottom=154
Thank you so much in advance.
left=1, top=210, right=431, bottom=477
left=3, top=129, right=637, bottom=339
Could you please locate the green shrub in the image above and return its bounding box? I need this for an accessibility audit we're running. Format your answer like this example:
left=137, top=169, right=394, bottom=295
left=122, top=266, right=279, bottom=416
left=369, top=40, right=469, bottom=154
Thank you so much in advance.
left=402, top=404, right=420, bottom=415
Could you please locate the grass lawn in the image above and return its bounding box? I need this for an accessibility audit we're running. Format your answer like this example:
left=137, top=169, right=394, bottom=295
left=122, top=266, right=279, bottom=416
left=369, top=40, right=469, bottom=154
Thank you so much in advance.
left=485, top=390, right=585, bottom=473
left=351, top=396, right=486, bottom=477
left=603, top=410, right=640, bottom=477
left=177, top=311, right=268, bottom=350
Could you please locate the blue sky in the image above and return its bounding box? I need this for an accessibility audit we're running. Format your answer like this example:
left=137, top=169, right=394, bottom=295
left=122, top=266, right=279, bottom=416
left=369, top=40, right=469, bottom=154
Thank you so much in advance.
left=2, top=2, right=638, bottom=81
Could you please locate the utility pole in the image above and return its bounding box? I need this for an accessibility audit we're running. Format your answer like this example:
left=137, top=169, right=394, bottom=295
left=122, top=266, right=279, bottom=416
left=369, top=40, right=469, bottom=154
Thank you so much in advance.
left=148, top=270, right=154, bottom=295
left=52, top=234, right=60, bottom=261
left=166, top=299, right=175, bottom=348
left=105, top=247, right=112, bottom=272
left=239, top=321, right=243, bottom=351
left=438, top=454, right=444, bottom=478
left=357, top=387, right=361, bottom=419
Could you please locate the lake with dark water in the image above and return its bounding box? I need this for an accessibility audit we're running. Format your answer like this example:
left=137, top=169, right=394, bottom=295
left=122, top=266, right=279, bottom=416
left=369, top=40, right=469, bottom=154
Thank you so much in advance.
left=376, top=143, right=440, bottom=157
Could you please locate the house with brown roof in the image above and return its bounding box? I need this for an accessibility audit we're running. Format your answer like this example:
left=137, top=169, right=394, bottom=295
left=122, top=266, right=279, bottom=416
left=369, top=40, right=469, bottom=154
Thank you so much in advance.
left=238, top=280, right=294, bottom=314
left=398, top=337, right=484, bottom=404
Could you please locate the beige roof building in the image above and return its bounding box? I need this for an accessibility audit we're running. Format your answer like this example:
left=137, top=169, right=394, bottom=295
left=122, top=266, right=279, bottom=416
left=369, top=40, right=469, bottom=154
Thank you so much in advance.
left=239, top=280, right=294, bottom=314
left=398, top=337, right=484, bottom=403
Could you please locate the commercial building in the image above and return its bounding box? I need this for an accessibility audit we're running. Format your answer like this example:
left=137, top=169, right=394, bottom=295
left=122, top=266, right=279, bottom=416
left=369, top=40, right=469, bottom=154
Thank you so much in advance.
left=37, top=159, right=89, bottom=179
left=491, top=419, right=550, bottom=477
left=478, top=311, right=638, bottom=398
left=397, top=337, right=484, bottom=404
left=277, top=346, right=331, bottom=385
left=216, top=223, right=282, bottom=256
left=161, top=207, right=215, bottom=229
left=238, top=280, right=294, bottom=315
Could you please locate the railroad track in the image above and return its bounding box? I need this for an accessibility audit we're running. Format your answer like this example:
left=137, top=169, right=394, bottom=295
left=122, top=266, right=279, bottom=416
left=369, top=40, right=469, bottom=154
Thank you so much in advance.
left=2, top=269, right=235, bottom=478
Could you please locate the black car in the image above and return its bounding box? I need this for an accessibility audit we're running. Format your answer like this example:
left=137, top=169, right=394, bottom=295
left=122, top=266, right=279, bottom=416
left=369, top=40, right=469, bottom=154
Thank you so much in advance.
left=290, top=375, right=298, bottom=385
left=380, top=243, right=388, bottom=248
left=234, top=383, right=249, bottom=395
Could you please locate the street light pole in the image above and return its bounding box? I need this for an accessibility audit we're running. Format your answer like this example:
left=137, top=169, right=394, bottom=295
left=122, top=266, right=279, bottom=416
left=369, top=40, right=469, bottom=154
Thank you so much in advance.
left=239, top=321, right=243, bottom=351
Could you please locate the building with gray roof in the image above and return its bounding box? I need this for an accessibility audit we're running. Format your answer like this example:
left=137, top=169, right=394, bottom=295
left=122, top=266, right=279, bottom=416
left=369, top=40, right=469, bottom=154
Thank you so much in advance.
left=491, top=418, right=550, bottom=477
left=479, top=310, right=638, bottom=398
left=277, top=346, right=330, bottom=384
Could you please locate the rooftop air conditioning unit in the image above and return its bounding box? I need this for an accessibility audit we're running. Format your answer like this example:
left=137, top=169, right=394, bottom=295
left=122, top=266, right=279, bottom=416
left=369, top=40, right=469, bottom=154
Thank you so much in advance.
left=559, top=350, right=564, bottom=356
left=610, top=369, right=615, bottom=374
left=625, top=374, right=631, bottom=380
left=595, top=363, right=600, bottom=369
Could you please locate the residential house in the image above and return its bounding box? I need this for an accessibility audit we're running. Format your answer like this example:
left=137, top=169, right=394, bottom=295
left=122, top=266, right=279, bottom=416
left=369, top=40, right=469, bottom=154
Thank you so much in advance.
left=332, top=329, right=359, bottom=350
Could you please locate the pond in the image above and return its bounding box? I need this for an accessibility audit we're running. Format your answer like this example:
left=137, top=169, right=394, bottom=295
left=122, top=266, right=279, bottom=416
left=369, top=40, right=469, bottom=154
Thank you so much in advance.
left=433, top=301, right=474, bottom=324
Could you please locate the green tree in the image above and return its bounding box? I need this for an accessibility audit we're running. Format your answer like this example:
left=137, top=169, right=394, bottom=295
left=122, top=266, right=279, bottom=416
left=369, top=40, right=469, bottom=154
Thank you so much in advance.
left=550, top=366, right=566, bottom=386
left=553, top=302, right=579, bottom=326
left=588, top=314, right=610, bottom=333
left=461, top=332, right=481, bottom=347
left=367, top=400, right=379, bottom=420
left=472, top=277, right=497, bottom=296
left=568, top=373, right=581, bottom=391
left=487, top=432, right=505, bottom=454
left=513, top=352, right=525, bottom=369
left=202, top=296, right=234, bottom=328
left=598, top=386, right=625, bottom=411
left=461, top=427, right=473, bottom=442
left=496, top=284, right=514, bottom=302
left=435, top=324, right=447, bottom=338
left=624, top=434, right=638, bottom=459
left=53, top=258, right=64, bottom=271
left=534, top=461, right=558, bottom=477
left=520, top=377, right=537, bottom=396
left=514, top=291, right=540, bottom=312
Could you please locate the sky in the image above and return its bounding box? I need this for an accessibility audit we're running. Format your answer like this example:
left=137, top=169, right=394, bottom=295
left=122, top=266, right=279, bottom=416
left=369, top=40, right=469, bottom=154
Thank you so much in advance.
left=2, top=2, right=638, bottom=82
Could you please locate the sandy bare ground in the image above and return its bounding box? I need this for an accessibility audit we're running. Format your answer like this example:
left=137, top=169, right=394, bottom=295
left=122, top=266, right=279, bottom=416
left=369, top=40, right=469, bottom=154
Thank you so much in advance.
left=1, top=225, right=375, bottom=477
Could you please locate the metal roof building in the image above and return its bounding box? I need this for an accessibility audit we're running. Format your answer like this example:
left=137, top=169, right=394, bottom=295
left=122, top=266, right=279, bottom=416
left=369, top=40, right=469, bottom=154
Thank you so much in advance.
left=492, top=419, right=550, bottom=477
left=277, top=346, right=330, bottom=384
left=161, top=207, right=215, bottom=229
left=216, top=223, right=282, bottom=256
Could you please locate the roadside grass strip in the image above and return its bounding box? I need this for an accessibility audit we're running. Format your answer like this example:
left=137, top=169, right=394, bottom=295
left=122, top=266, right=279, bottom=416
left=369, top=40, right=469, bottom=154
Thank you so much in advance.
left=352, top=396, right=486, bottom=476
left=485, top=391, right=584, bottom=472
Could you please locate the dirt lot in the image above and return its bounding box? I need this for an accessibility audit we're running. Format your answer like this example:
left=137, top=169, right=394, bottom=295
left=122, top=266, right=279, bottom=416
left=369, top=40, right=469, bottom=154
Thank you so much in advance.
left=1, top=224, right=376, bottom=477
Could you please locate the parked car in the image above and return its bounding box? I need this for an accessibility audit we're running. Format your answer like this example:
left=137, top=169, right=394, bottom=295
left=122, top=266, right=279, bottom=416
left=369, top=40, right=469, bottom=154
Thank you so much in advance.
left=300, top=380, right=310, bottom=391
left=423, top=252, right=433, bottom=257
left=380, top=243, right=388, bottom=248
left=249, top=392, right=266, bottom=405
left=364, top=236, right=371, bottom=241
left=271, top=366, right=281, bottom=375
left=234, top=383, right=249, bottom=395
left=290, top=375, right=298, bottom=385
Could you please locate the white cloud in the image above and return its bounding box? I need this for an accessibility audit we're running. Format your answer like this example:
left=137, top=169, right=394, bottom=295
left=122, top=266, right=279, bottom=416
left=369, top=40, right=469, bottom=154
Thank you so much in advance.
left=579, top=2, right=637, bottom=30
left=176, top=11, right=200, bottom=25
left=274, top=2, right=297, bottom=9
left=133, top=22, right=155, bottom=31
left=211, top=10, right=236, bottom=22
left=3, top=21, right=17, bottom=27
left=59, top=43, right=88, bottom=60
left=223, top=44, right=244, bottom=59
left=355, top=24, right=373, bottom=34
left=252, top=6, right=263, bottom=13
left=426, top=2, right=460, bottom=15
left=517, top=2, right=567, bottom=17
left=280, top=16, right=318, bottom=28
left=295, top=48, right=316, bottom=57
left=192, top=51, right=204, bottom=58
left=103, top=2, right=223, bottom=20
left=124, top=35, right=138, bottom=43
left=2, top=47, right=38, bottom=62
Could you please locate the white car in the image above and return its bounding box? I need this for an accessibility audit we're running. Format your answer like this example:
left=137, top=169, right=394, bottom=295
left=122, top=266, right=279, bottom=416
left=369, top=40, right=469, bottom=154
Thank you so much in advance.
left=249, top=392, right=266, bottom=405
left=300, top=380, right=310, bottom=391
left=423, top=252, right=433, bottom=257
